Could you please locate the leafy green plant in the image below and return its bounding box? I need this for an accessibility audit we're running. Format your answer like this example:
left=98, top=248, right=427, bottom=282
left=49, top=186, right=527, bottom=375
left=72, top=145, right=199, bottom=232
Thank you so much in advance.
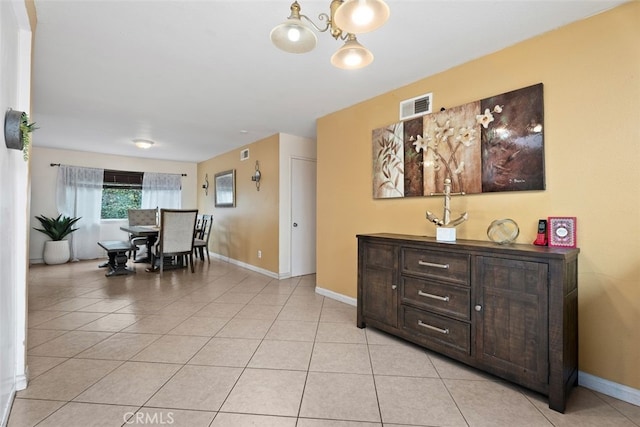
left=101, top=188, right=142, bottom=219
left=33, top=214, right=81, bottom=241
left=20, top=113, right=38, bottom=161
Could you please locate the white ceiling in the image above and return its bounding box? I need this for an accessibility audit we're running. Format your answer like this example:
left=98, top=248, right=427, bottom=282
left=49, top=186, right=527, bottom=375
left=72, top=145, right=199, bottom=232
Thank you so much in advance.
left=31, top=0, right=626, bottom=163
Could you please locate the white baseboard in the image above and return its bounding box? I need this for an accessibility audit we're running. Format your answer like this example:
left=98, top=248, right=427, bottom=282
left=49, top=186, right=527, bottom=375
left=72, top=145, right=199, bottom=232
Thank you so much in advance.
left=16, top=371, right=28, bottom=391
left=209, top=252, right=280, bottom=279
left=579, top=371, right=640, bottom=406
left=315, top=286, right=357, bottom=307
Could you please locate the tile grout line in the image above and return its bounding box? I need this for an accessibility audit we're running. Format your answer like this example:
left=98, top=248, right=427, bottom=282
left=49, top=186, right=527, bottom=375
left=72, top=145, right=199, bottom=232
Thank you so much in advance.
left=211, top=275, right=303, bottom=423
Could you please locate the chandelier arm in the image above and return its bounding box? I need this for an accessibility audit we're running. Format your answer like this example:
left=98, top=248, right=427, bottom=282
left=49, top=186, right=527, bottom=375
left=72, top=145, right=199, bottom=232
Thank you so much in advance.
left=300, top=12, right=332, bottom=33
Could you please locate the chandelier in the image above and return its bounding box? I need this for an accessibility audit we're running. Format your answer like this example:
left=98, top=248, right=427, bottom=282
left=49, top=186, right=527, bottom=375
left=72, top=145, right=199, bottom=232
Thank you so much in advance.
left=270, top=0, right=390, bottom=70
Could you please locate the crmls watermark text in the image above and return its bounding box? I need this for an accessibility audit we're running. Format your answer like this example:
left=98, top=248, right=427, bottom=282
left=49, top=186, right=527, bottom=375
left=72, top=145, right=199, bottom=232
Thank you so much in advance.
left=124, top=411, right=174, bottom=425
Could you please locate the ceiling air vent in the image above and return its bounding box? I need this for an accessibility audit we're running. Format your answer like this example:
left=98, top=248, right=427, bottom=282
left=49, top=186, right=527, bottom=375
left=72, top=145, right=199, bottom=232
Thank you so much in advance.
left=240, top=149, right=249, bottom=161
left=399, top=92, right=433, bottom=120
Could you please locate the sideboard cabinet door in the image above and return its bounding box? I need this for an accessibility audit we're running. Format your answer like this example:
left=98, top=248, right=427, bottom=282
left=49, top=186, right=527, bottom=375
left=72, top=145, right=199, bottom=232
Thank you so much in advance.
left=357, top=240, right=398, bottom=329
left=475, top=256, right=549, bottom=393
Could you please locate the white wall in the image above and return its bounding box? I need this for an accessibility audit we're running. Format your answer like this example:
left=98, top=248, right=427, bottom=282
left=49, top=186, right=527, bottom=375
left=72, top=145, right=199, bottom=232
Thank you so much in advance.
left=0, top=1, right=31, bottom=425
left=29, top=147, right=198, bottom=262
left=278, top=133, right=316, bottom=277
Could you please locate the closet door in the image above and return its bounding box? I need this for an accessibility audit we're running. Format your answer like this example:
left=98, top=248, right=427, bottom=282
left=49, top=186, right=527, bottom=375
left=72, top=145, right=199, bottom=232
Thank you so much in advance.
left=291, top=158, right=316, bottom=277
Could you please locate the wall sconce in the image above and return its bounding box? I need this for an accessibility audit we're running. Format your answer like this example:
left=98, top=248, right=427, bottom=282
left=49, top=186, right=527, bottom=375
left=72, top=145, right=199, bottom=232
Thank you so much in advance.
left=202, top=173, right=209, bottom=195
left=251, top=160, right=262, bottom=191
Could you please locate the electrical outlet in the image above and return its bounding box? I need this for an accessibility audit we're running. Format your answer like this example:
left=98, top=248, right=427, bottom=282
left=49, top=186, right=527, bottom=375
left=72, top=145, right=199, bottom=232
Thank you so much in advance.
left=257, top=250, right=262, bottom=259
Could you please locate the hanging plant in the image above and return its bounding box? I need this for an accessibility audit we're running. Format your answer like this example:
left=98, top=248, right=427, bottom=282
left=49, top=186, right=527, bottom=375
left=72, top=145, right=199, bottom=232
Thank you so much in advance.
left=4, top=109, right=38, bottom=161
left=20, top=112, right=38, bottom=161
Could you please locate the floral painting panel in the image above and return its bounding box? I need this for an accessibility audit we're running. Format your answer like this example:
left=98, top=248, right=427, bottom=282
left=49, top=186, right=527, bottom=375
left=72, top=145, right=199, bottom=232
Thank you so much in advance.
left=481, top=83, right=545, bottom=192
left=403, top=117, right=424, bottom=197
left=372, top=122, right=405, bottom=198
left=415, top=102, right=482, bottom=195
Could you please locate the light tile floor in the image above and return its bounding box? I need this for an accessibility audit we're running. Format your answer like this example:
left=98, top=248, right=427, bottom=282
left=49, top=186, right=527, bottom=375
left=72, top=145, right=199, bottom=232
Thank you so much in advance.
left=8, top=259, right=640, bottom=426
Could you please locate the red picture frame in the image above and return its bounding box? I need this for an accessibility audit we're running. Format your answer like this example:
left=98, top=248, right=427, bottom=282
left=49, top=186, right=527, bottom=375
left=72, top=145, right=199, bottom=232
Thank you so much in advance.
left=548, top=217, right=577, bottom=248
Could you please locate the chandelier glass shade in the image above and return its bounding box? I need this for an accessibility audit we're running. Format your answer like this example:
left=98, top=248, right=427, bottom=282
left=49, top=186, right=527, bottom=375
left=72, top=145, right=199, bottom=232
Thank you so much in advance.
left=331, top=34, right=373, bottom=69
left=270, top=0, right=389, bottom=69
left=269, top=3, right=318, bottom=54
left=333, top=0, right=390, bottom=34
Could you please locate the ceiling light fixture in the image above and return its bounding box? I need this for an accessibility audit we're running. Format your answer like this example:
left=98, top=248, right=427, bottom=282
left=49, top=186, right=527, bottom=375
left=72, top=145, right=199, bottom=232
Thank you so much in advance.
left=133, top=138, right=154, bottom=149
left=270, top=0, right=389, bottom=70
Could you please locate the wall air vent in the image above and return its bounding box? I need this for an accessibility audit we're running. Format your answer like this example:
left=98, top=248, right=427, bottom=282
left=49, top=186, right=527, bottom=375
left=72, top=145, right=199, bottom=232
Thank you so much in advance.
left=240, top=149, right=249, bottom=161
left=399, top=92, right=433, bottom=121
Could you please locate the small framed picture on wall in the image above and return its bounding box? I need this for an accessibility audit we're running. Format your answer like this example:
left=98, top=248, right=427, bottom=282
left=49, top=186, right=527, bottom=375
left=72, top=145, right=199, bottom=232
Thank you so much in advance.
left=548, top=217, right=577, bottom=248
left=214, top=169, right=236, bottom=208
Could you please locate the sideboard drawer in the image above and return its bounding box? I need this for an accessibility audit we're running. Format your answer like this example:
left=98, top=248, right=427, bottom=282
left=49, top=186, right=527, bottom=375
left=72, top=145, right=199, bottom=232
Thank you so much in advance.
left=402, top=247, right=470, bottom=285
left=401, top=306, right=470, bottom=355
left=401, top=277, right=470, bottom=321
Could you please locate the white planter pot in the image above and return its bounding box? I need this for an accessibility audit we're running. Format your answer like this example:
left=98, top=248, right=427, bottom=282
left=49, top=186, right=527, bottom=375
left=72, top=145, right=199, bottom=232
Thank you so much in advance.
left=43, top=240, right=70, bottom=265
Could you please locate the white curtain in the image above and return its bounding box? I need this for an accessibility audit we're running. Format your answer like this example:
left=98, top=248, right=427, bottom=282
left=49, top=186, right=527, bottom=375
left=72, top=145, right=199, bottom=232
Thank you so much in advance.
left=141, top=172, right=182, bottom=209
left=56, top=165, right=104, bottom=261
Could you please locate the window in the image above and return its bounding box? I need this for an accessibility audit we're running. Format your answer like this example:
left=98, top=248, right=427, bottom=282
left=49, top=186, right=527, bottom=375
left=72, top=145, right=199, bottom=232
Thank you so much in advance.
left=101, top=170, right=143, bottom=219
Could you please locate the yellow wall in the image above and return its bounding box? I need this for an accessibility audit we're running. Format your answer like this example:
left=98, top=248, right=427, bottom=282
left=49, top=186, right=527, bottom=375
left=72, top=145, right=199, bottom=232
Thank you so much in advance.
left=197, top=134, right=280, bottom=274
left=317, top=3, right=640, bottom=390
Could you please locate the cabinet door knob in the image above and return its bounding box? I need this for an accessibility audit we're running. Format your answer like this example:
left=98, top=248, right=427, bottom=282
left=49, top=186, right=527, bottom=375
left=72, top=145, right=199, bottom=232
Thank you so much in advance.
left=474, top=305, right=482, bottom=312
left=391, top=285, right=397, bottom=290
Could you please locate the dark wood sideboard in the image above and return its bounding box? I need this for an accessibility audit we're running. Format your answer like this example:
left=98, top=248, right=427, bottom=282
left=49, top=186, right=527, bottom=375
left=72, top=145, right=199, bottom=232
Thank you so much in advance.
left=356, top=233, right=579, bottom=413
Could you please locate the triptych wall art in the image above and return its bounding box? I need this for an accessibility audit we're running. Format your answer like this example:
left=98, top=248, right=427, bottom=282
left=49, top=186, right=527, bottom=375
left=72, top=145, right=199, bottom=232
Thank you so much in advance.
left=372, top=83, right=545, bottom=199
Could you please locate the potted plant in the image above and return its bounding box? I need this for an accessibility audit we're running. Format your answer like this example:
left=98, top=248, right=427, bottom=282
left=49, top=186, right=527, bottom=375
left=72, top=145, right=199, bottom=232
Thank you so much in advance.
left=33, top=214, right=81, bottom=264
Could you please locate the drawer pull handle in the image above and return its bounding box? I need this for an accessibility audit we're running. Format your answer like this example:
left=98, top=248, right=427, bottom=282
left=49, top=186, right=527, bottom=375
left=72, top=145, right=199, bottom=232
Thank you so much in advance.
left=418, top=260, right=450, bottom=269
left=418, top=290, right=450, bottom=302
left=418, top=320, right=450, bottom=334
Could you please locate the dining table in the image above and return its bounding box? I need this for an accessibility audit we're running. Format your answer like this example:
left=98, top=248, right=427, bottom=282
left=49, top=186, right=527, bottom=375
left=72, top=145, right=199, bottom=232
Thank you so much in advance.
left=120, top=223, right=203, bottom=272
left=119, top=225, right=160, bottom=264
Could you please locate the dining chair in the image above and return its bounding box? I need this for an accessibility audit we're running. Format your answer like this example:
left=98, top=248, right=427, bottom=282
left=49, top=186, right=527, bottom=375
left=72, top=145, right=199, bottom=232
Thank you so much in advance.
left=154, top=209, right=198, bottom=275
left=195, top=214, right=203, bottom=234
left=127, top=208, right=158, bottom=259
left=193, top=214, right=213, bottom=264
